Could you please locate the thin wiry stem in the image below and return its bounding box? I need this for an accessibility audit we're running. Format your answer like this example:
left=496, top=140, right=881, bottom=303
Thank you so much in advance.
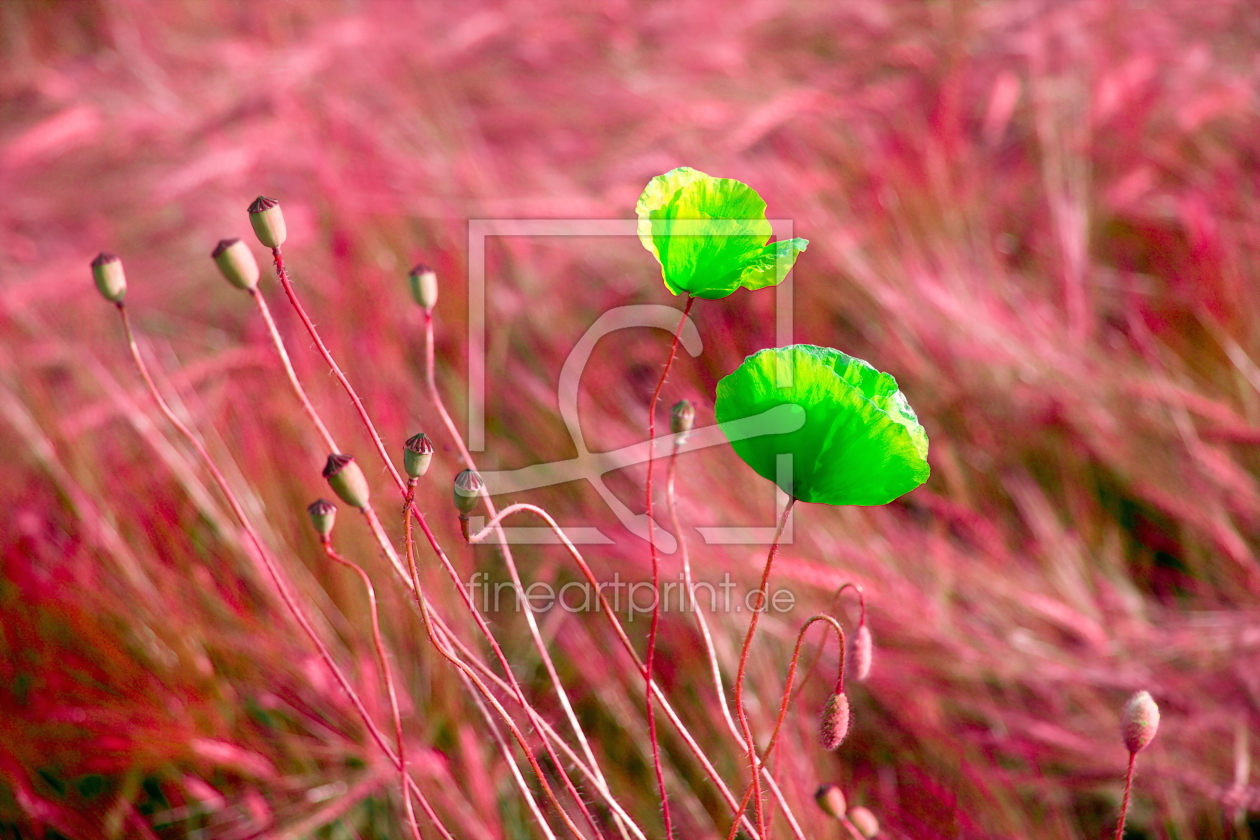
left=421, top=310, right=624, bottom=840
left=664, top=443, right=807, bottom=840
left=320, top=537, right=423, bottom=840
left=364, top=493, right=594, bottom=838
left=1114, top=751, right=1138, bottom=840
left=266, top=249, right=604, bottom=837
left=732, top=496, right=796, bottom=839
left=642, top=294, right=696, bottom=838
left=114, top=303, right=454, bottom=840
left=468, top=503, right=774, bottom=840
left=402, top=493, right=588, bottom=840
left=728, top=615, right=846, bottom=840
left=794, top=583, right=865, bottom=705
left=249, top=288, right=338, bottom=453
left=665, top=437, right=741, bottom=741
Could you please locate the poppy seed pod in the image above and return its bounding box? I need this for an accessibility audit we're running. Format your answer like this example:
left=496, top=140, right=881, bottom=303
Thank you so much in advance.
left=814, top=784, right=847, bottom=820
left=306, top=498, right=337, bottom=537
left=323, top=454, right=370, bottom=509
left=819, top=692, right=851, bottom=750
left=247, top=196, right=287, bottom=248
left=409, top=264, right=438, bottom=311
left=848, top=623, right=873, bottom=682
left=403, top=433, right=434, bottom=479
left=212, top=238, right=260, bottom=291
left=91, top=252, right=126, bottom=303
left=670, top=399, right=695, bottom=442
left=453, top=469, right=484, bottom=516
left=1121, top=690, right=1160, bottom=754
left=848, top=806, right=880, bottom=838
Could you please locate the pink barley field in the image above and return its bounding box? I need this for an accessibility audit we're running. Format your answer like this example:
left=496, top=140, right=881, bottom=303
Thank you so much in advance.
left=2, top=1, right=1259, bottom=838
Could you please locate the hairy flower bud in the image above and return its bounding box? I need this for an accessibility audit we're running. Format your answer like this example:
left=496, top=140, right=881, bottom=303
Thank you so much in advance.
left=670, top=399, right=695, bottom=442
left=819, top=692, right=851, bottom=750
left=409, top=263, right=438, bottom=311
left=849, top=806, right=880, bottom=838
left=247, top=196, right=287, bottom=248
left=453, top=469, right=484, bottom=516
left=814, top=784, right=847, bottom=819
left=403, top=432, right=434, bottom=479
left=91, top=252, right=126, bottom=303
left=323, top=454, right=370, bottom=509
left=1121, top=690, right=1160, bottom=754
left=848, top=623, right=873, bottom=682
left=306, top=498, right=337, bottom=537
left=211, top=238, right=260, bottom=291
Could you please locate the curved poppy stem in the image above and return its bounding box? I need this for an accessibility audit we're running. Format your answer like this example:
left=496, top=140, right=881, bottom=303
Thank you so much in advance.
left=643, top=294, right=695, bottom=837
left=319, top=537, right=423, bottom=840
left=731, top=495, right=796, bottom=839
left=265, top=248, right=605, bottom=839
left=794, top=582, right=865, bottom=704
left=114, top=303, right=455, bottom=840
left=727, top=614, right=846, bottom=840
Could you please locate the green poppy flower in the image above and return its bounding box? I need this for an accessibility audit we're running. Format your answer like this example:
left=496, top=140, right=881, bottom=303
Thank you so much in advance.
left=715, top=345, right=929, bottom=505
left=636, top=167, right=809, bottom=299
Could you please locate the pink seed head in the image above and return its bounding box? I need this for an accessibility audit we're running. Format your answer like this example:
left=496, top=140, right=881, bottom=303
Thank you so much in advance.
left=1121, top=690, right=1160, bottom=754
left=819, top=692, right=851, bottom=750
left=848, top=623, right=873, bottom=682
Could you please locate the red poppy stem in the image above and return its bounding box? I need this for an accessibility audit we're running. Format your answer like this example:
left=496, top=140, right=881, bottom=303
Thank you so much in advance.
left=643, top=294, right=696, bottom=838
left=731, top=496, right=796, bottom=839
left=726, top=613, right=845, bottom=840
left=1114, top=751, right=1138, bottom=840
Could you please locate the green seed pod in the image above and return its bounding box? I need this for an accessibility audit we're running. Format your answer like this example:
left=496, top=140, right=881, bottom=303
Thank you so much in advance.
left=211, top=238, right=260, bottom=291
left=247, top=196, right=287, bottom=248
left=453, top=469, right=484, bottom=516
left=403, top=432, right=434, bottom=479
left=848, top=623, right=873, bottom=682
left=814, top=784, right=847, bottom=820
left=848, top=806, right=880, bottom=838
left=670, top=399, right=695, bottom=442
left=409, top=263, right=438, bottom=311
left=91, top=252, right=126, bottom=303
left=819, top=692, right=851, bottom=750
left=306, top=498, right=337, bottom=537
left=1121, top=690, right=1160, bottom=754
left=323, top=453, right=370, bottom=509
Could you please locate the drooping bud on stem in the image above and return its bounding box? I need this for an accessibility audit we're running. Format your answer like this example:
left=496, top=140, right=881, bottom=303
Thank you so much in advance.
left=848, top=623, right=873, bottom=682
left=819, top=692, right=851, bottom=750
left=403, top=432, right=434, bottom=479
left=814, top=784, right=847, bottom=820
left=306, top=499, right=337, bottom=538
left=323, top=454, right=371, bottom=509
left=848, top=806, right=881, bottom=838
left=211, top=238, right=260, bottom=290
left=247, top=196, right=287, bottom=248
left=453, top=469, right=484, bottom=540
left=91, top=252, right=126, bottom=303
left=670, top=399, right=695, bottom=443
left=408, top=264, right=438, bottom=311
left=1121, top=690, right=1160, bottom=754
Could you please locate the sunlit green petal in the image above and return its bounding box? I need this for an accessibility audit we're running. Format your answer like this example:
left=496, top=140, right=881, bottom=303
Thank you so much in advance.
left=636, top=168, right=806, bottom=299
left=715, top=345, right=930, bottom=505
left=735, top=237, right=809, bottom=292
